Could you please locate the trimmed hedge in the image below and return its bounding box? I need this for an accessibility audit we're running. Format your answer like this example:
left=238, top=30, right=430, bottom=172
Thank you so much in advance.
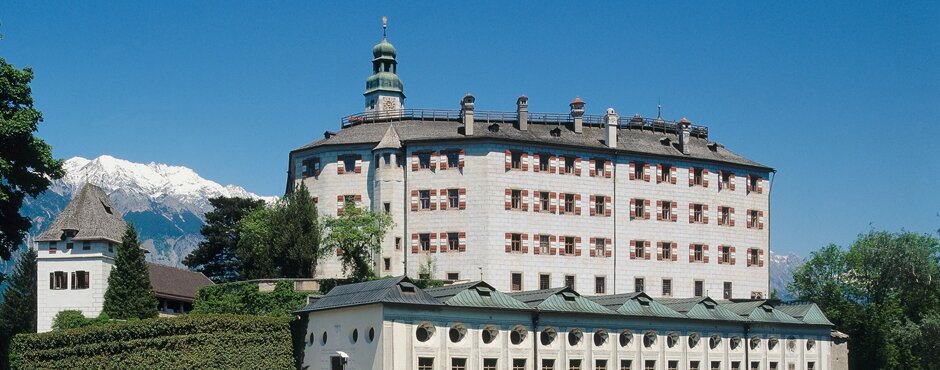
left=10, top=314, right=294, bottom=370
left=193, top=280, right=307, bottom=317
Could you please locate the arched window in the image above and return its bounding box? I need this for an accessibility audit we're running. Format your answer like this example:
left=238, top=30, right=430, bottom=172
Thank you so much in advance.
left=540, top=327, right=557, bottom=346
left=415, top=322, right=435, bottom=342
left=568, top=329, right=583, bottom=346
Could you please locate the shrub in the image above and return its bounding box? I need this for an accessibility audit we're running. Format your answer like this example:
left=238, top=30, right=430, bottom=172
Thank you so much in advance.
left=10, top=314, right=294, bottom=370
left=192, top=280, right=307, bottom=317
left=51, top=310, right=111, bottom=331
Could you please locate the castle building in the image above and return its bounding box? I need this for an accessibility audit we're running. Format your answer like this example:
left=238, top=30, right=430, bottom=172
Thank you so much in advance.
left=288, top=32, right=773, bottom=299
left=34, top=184, right=213, bottom=332
left=297, top=276, right=837, bottom=370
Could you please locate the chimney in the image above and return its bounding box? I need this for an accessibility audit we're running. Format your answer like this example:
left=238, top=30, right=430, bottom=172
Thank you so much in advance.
left=604, top=108, right=619, bottom=148
left=679, top=117, right=691, bottom=155
left=516, top=95, right=528, bottom=131
left=569, top=97, right=585, bottom=134
left=461, top=93, right=475, bottom=136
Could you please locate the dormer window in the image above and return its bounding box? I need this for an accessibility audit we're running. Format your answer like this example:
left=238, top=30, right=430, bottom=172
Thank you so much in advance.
left=399, top=282, right=417, bottom=294
left=550, top=128, right=561, bottom=137
left=488, top=124, right=500, bottom=132
left=83, top=241, right=91, bottom=251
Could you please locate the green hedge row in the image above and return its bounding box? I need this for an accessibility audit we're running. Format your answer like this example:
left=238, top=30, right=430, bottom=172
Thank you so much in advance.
left=10, top=314, right=295, bottom=370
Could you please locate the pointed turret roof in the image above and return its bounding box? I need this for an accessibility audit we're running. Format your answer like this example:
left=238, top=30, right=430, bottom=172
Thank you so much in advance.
left=36, top=184, right=127, bottom=243
left=373, top=125, right=402, bottom=150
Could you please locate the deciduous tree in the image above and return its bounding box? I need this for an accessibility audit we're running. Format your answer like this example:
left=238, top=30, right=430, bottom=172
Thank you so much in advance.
left=322, top=203, right=392, bottom=282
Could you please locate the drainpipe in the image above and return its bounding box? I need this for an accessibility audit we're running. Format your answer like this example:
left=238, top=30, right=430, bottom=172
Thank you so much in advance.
left=744, top=323, right=751, bottom=368
left=403, top=145, right=409, bottom=276
left=767, top=170, right=777, bottom=296
left=612, top=152, right=618, bottom=293
left=532, top=309, right=541, bottom=367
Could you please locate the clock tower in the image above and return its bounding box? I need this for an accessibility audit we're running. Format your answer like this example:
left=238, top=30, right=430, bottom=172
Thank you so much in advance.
left=364, top=17, right=405, bottom=113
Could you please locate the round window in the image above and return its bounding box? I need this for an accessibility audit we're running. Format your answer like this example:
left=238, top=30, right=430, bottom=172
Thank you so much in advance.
left=368, top=327, right=375, bottom=343
left=540, top=327, right=557, bottom=346
left=689, top=332, right=701, bottom=348
left=807, top=338, right=816, bottom=350
left=321, top=331, right=328, bottom=345
left=750, top=335, right=761, bottom=350
left=481, top=326, right=498, bottom=344
left=415, top=323, right=435, bottom=342
left=593, top=330, right=608, bottom=347
left=309, top=332, right=315, bottom=346
left=619, top=330, right=633, bottom=347
left=510, top=325, right=527, bottom=345
left=449, top=325, right=467, bottom=343
left=568, top=329, right=583, bottom=346
left=666, top=332, right=679, bottom=348
left=643, top=331, right=657, bottom=348
left=351, top=328, right=358, bottom=343
left=709, top=334, right=722, bottom=349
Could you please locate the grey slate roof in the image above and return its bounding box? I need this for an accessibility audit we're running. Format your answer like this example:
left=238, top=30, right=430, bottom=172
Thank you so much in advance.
left=372, top=125, right=402, bottom=150
left=36, top=184, right=127, bottom=243
left=295, top=276, right=443, bottom=313
left=589, top=293, right=686, bottom=319
left=295, top=120, right=770, bottom=170
left=426, top=281, right=531, bottom=310
left=147, top=263, right=214, bottom=302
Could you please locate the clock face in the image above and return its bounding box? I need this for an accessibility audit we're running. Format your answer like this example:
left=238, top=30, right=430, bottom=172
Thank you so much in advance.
left=383, top=98, right=396, bottom=111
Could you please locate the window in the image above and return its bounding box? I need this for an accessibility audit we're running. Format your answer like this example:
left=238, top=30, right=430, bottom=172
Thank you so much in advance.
left=511, top=272, right=523, bottom=291
left=420, top=234, right=431, bottom=251
left=451, top=358, right=467, bottom=370
left=539, top=155, right=550, bottom=172
left=564, top=236, right=575, bottom=255
left=511, top=233, right=522, bottom=252
left=383, top=258, right=391, bottom=271
left=720, top=206, right=731, bottom=225
left=419, top=153, right=431, bottom=169
left=669, top=361, right=679, bottom=370
left=751, top=362, right=760, bottom=370
left=541, top=359, right=555, bottom=370
left=620, top=360, right=632, bottom=370
left=50, top=271, right=67, bottom=290
left=513, top=359, right=526, bottom=370
left=448, top=189, right=459, bottom=209
left=597, top=360, right=608, bottom=370
left=108, top=243, right=114, bottom=253
left=511, top=151, right=523, bottom=169
left=634, top=162, right=645, bottom=179
left=447, top=233, right=459, bottom=251
left=539, top=192, right=550, bottom=211
left=447, top=272, right=459, bottom=281
left=694, top=244, right=704, bottom=262
left=748, top=175, right=760, bottom=192
left=301, top=157, right=321, bottom=177
left=82, top=241, right=91, bottom=250
left=693, top=203, right=704, bottom=223
left=418, top=357, right=434, bottom=370
left=383, top=153, right=391, bottom=167
left=721, top=171, right=732, bottom=188
left=748, top=210, right=760, bottom=228
left=564, top=194, right=575, bottom=213
left=343, top=195, right=356, bottom=207
left=71, top=271, right=90, bottom=289
left=635, top=199, right=647, bottom=219
left=343, top=155, right=357, bottom=173
left=750, top=248, right=760, bottom=266
left=635, top=241, right=646, bottom=259
left=635, top=278, right=645, bottom=293
left=540, top=274, right=551, bottom=290
left=662, top=201, right=672, bottom=220
left=689, top=361, right=700, bottom=370
left=446, top=151, right=459, bottom=168
left=419, top=190, right=431, bottom=210
left=732, top=362, right=741, bottom=370
left=662, top=279, right=672, bottom=297
left=569, top=359, right=582, bottom=370
left=66, top=242, right=73, bottom=250
left=693, top=167, right=704, bottom=185
left=565, top=275, right=575, bottom=289
left=595, top=276, right=606, bottom=294
left=752, top=291, right=765, bottom=299
left=595, top=195, right=606, bottom=215
left=594, top=159, right=605, bottom=175
left=711, top=362, right=721, bottom=370
left=645, top=361, right=656, bottom=370
left=694, top=280, right=704, bottom=297
left=483, top=359, right=498, bottom=370
left=662, top=243, right=672, bottom=260
left=564, top=157, right=575, bottom=174
left=768, top=363, right=776, bottom=370
left=595, top=238, right=606, bottom=257
left=806, top=363, right=814, bottom=370
left=395, top=237, right=402, bottom=250
left=660, top=164, right=672, bottom=183
left=383, top=202, right=391, bottom=213
left=539, top=235, right=550, bottom=255
left=511, top=189, right=522, bottom=209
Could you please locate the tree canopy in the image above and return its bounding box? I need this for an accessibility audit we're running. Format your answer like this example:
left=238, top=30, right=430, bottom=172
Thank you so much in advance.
left=0, top=57, right=64, bottom=264
left=322, top=202, right=393, bottom=282
left=184, top=196, right=265, bottom=283
left=102, top=225, right=158, bottom=320
left=789, top=230, right=940, bottom=370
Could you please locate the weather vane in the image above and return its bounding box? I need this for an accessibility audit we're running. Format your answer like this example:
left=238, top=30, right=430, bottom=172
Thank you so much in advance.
left=382, top=16, right=388, bottom=38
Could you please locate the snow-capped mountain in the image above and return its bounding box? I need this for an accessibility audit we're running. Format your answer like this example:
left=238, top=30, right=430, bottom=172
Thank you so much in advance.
left=769, top=251, right=805, bottom=301
left=20, top=155, right=277, bottom=267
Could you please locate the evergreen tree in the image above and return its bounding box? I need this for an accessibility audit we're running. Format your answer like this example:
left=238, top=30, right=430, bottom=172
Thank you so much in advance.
left=102, top=225, right=158, bottom=320
left=0, top=57, right=65, bottom=265
left=0, top=247, right=37, bottom=369
left=183, top=196, right=265, bottom=283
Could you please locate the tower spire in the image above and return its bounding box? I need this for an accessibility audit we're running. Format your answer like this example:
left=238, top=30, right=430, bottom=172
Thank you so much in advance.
left=382, top=16, right=388, bottom=38
left=657, top=98, right=663, bottom=119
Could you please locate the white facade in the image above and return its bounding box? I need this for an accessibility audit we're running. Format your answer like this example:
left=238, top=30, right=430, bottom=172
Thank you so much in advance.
left=36, top=239, right=116, bottom=332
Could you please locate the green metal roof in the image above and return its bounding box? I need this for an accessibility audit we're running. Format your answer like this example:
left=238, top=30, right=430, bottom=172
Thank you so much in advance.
left=295, top=276, right=443, bottom=313
left=719, top=301, right=803, bottom=324
left=776, top=303, right=834, bottom=326
left=426, top=281, right=531, bottom=310
left=659, top=297, right=747, bottom=322
left=589, top=293, right=686, bottom=319
left=508, top=287, right=615, bottom=315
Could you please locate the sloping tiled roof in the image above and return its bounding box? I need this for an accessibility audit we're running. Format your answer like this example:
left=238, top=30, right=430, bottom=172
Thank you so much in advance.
left=589, top=293, right=686, bottom=319
left=508, top=287, right=615, bottom=315
left=659, top=297, right=747, bottom=322
left=295, top=276, right=444, bottom=313
left=147, top=263, right=214, bottom=302
left=719, top=300, right=803, bottom=324
left=372, top=125, right=402, bottom=150
left=776, top=303, right=835, bottom=326
left=426, top=281, right=530, bottom=310
left=36, top=184, right=127, bottom=243
left=295, top=120, right=770, bottom=170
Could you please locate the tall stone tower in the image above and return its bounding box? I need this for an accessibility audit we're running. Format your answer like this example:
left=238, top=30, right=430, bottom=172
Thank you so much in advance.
left=364, top=17, right=405, bottom=113
left=34, top=184, right=127, bottom=332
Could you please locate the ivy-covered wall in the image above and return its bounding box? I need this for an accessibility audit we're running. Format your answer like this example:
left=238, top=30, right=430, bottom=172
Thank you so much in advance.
left=10, top=314, right=294, bottom=370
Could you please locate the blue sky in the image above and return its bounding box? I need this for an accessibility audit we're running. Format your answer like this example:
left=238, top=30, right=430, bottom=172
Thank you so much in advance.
left=2, top=1, right=937, bottom=255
